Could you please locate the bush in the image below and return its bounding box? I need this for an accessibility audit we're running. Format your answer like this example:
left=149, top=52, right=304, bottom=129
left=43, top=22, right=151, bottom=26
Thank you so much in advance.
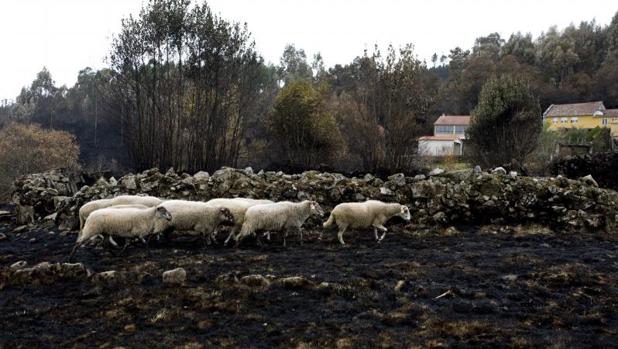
left=0, top=122, right=80, bottom=200
left=467, top=76, right=541, bottom=167
left=528, top=126, right=612, bottom=175
left=268, top=80, right=343, bottom=168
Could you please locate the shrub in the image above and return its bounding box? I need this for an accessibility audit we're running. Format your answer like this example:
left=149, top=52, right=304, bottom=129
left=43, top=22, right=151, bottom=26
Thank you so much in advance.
left=467, top=76, right=542, bottom=167
left=0, top=122, right=80, bottom=200
left=268, top=80, right=343, bottom=168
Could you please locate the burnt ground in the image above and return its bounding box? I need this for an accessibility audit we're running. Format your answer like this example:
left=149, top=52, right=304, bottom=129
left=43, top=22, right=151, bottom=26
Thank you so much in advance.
left=1, top=215, right=617, bottom=348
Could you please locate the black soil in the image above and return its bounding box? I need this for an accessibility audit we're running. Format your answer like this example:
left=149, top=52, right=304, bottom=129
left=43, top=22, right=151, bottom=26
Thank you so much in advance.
left=1, top=218, right=617, bottom=348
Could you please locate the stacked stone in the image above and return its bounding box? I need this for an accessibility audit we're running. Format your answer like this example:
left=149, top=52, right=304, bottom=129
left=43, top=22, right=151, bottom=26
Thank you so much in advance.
left=12, top=166, right=618, bottom=233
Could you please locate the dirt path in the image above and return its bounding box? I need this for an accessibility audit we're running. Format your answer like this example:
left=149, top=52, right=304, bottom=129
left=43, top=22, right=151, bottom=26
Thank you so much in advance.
left=1, top=222, right=617, bottom=348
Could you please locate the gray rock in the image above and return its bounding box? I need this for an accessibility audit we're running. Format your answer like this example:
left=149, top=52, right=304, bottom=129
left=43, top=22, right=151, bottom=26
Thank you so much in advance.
left=10, top=260, right=27, bottom=270
left=387, top=173, right=406, bottom=186
left=413, top=174, right=426, bottom=182
left=92, top=270, right=120, bottom=285
left=491, top=167, right=507, bottom=175
left=44, top=213, right=57, bottom=221
left=429, top=168, right=444, bottom=176
left=276, top=276, right=312, bottom=289
left=502, top=274, right=518, bottom=281
left=162, top=268, right=187, bottom=285
left=432, top=211, right=448, bottom=224
left=240, top=274, right=271, bottom=287
left=473, top=165, right=482, bottom=175
left=509, top=171, right=518, bottom=178
left=580, top=174, right=599, bottom=187
left=121, top=175, right=137, bottom=190
left=380, top=187, right=394, bottom=196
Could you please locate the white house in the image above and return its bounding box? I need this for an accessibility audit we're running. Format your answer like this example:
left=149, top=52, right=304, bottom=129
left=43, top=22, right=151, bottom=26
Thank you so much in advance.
left=418, top=115, right=470, bottom=156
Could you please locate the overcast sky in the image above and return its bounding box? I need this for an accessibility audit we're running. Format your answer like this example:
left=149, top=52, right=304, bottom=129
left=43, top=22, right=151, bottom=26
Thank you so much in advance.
left=0, top=0, right=616, bottom=101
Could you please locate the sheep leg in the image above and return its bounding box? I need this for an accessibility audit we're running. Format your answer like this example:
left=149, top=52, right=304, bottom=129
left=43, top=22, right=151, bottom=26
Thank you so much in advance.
left=283, top=231, right=288, bottom=247
left=68, top=243, right=82, bottom=261
left=337, top=226, right=347, bottom=246
left=108, top=236, right=119, bottom=248
left=121, top=239, right=131, bottom=252
left=224, top=227, right=238, bottom=246
left=298, top=227, right=304, bottom=245
left=373, top=224, right=388, bottom=242
left=373, top=227, right=379, bottom=241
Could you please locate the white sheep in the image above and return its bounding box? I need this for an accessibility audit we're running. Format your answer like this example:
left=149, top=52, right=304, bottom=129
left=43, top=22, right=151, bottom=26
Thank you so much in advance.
left=78, top=195, right=163, bottom=231
left=203, top=198, right=275, bottom=245
left=70, top=205, right=173, bottom=258
left=236, top=200, right=324, bottom=246
left=322, top=200, right=411, bottom=245
left=158, top=200, right=235, bottom=243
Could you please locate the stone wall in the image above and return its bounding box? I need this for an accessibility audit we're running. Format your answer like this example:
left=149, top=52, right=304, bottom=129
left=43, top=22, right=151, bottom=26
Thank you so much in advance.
left=12, top=166, right=618, bottom=232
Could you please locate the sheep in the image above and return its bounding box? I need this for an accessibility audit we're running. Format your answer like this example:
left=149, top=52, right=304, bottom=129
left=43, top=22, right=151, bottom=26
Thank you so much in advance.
left=322, top=200, right=411, bottom=245
left=95, top=204, right=150, bottom=246
left=158, top=200, right=235, bottom=244
left=78, top=195, right=163, bottom=231
left=236, top=200, right=324, bottom=246
left=203, top=198, right=275, bottom=245
left=69, top=205, right=173, bottom=259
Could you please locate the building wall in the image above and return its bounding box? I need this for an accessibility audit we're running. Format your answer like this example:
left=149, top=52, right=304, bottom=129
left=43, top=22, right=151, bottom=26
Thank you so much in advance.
left=434, top=125, right=467, bottom=137
left=545, top=115, right=618, bottom=138
left=609, top=117, right=618, bottom=138
left=545, top=115, right=599, bottom=130
left=418, top=140, right=462, bottom=156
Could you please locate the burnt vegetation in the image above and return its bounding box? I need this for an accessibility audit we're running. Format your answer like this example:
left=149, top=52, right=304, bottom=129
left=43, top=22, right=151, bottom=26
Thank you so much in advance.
left=1, top=219, right=617, bottom=348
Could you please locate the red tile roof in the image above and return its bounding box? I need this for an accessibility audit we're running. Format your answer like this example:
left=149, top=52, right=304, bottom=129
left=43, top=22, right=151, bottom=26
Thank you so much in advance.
left=604, top=109, right=618, bottom=117
left=434, top=115, right=471, bottom=126
left=543, top=101, right=605, bottom=117
left=419, top=135, right=463, bottom=141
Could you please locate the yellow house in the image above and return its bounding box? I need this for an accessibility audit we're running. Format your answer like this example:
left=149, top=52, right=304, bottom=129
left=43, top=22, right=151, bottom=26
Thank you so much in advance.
left=543, top=101, right=606, bottom=130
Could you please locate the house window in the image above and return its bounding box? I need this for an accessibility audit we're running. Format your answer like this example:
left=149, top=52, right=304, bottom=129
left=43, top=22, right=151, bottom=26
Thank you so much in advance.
left=454, top=125, right=467, bottom=134
left=560, top=117, right=568, bottom=124
left=602, top=118, right=608, bottom=126
left=570, top=117, right=577, bottom=123
left=552, top=118, right=558, bottom=124
left=435, top=125, right=453, bottom=134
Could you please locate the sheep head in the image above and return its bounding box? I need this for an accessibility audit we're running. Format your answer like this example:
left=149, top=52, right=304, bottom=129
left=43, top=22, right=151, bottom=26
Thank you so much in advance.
left=309, top=201, right=324, bottom=217
left=156, top=206, right=173, bottom=221
left=398, top=205, right=411, bottom=221
left=218, top=207, right=235, bottom=225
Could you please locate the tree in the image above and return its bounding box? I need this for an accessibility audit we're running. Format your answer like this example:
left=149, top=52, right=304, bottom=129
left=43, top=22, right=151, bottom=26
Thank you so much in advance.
left=0, top=123, right=80, bottom=199
left=278, top=44, right=313, bottom=84
left=109, top=0, right=265, bottom=172
left=467, top=76, right=541, bottom=167
left=268, top=80, right=342, bottom=168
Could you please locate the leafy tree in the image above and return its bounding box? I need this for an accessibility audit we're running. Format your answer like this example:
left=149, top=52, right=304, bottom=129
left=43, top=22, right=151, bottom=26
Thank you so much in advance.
left=467, top=76, right=541, bottom=167
left=0, top=123, right=79, bottom=199
left=472, top=32, right=504, bottom=60
left=268, top=80, right=342, bottom=168
left=501, top=32, right=536, bottom=65
left=278, top=44, right=313, bottom=84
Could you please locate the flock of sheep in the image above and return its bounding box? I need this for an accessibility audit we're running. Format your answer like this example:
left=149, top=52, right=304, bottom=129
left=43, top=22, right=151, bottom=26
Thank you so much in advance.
left=70, top=195, right=412, bottom=258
